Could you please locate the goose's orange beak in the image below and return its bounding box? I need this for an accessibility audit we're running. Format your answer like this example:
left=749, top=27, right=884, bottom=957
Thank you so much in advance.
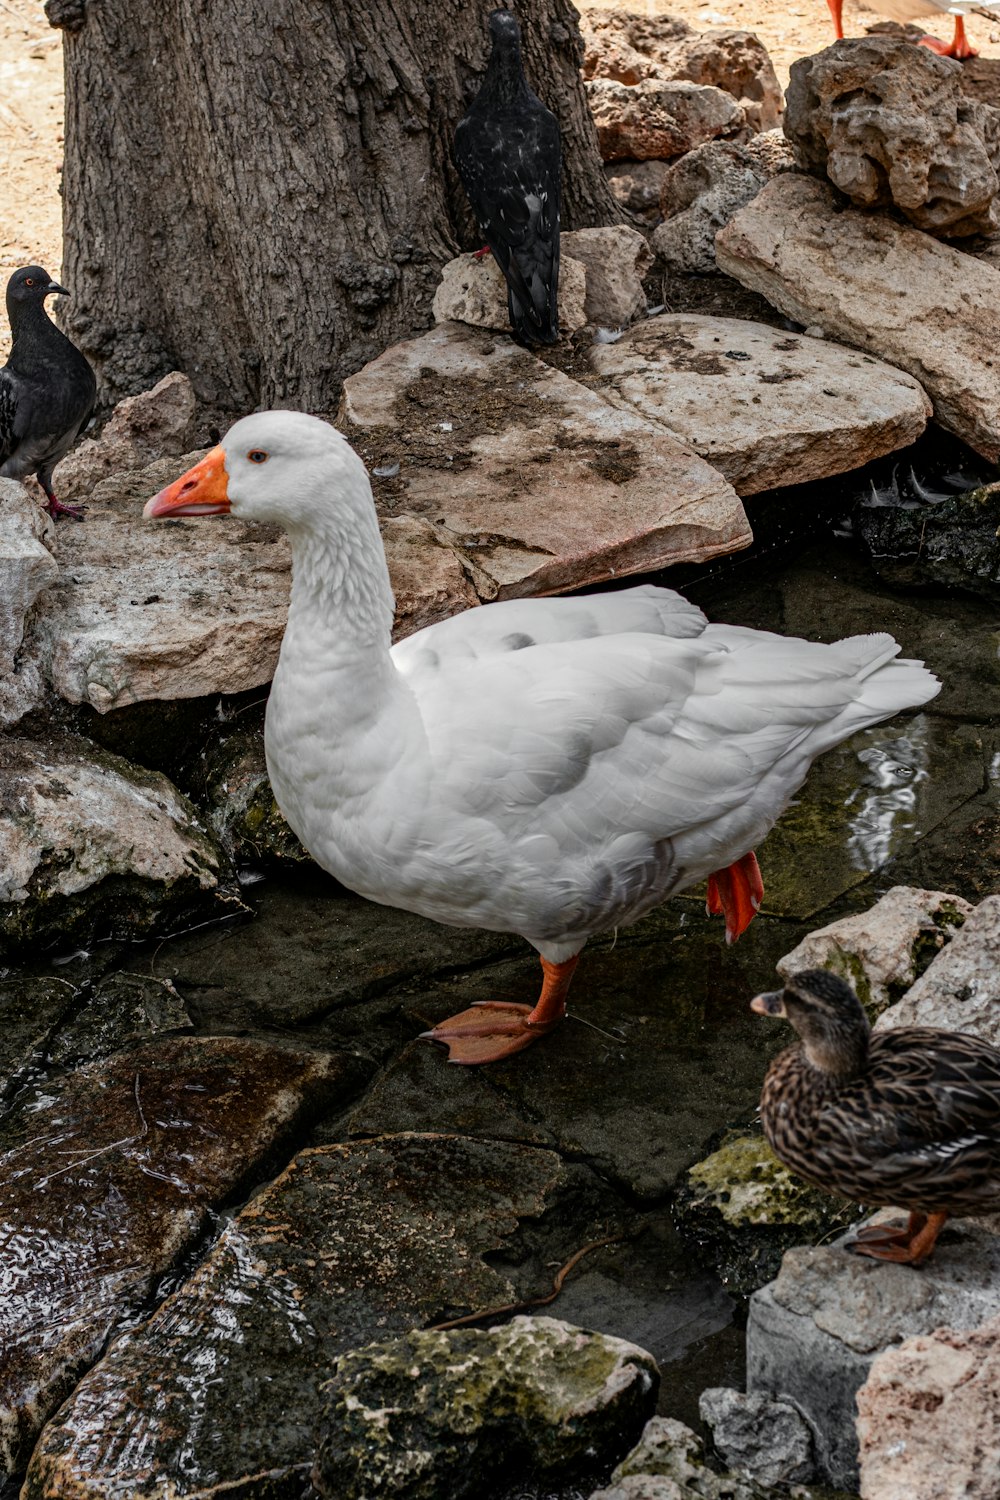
left=144, top=446, right=230, bottom=518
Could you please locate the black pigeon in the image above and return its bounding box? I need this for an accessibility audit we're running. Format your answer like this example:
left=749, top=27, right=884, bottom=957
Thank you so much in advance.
left=454, top=9, right=561, bottom=346
left=0, top=265, right=97, bottom=520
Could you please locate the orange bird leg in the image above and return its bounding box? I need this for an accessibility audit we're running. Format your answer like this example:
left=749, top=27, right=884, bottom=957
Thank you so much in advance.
left=852, top=1211, right=949, bottom=1265
left=421, top=955, right=579, bottom=1066
left=919, top=14, right=977, bottom=55
left=825, top=0, right=845, bottom=39
left=705, top=851, right=763, bottom=944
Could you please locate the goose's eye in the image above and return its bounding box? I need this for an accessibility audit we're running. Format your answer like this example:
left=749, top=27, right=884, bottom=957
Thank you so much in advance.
left=247, top=450, right=269, bottom=464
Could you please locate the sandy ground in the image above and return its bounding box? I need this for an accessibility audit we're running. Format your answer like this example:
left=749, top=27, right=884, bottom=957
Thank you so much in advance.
left=2, top=0, right=1000, bottom=358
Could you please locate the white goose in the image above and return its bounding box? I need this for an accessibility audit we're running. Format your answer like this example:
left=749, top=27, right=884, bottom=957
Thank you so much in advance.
left=145, top=412, right=940, bottom=1065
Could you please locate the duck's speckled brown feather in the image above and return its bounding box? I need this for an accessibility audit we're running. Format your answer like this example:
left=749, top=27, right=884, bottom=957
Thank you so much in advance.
left=760, top=1026, right=1000, bottom=1216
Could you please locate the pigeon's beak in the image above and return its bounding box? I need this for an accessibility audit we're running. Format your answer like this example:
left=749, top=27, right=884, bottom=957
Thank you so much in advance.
left=750, top=990, right=787, bottom=1018
left=144, top=446, right=231, bottom=519
left=46, top=281, right=68, bottom=297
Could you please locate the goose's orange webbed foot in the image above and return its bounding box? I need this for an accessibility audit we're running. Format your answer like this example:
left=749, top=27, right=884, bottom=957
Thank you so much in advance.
left=919, top=16, right=977, bottom=56
left=422, top=956, right=578, bottom=1065
left=706, top=851, right=763, bottom=944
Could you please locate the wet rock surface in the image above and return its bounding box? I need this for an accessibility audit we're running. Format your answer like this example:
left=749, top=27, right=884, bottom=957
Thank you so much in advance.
left=748, top=1224, right=1000, bottom=1488
left=0, top=975, right=76, bottom=1102
left=590, top=314, right=930, bottom=496
left=856, top=1312, right=1000, bottom=1500
left=191, top=721, right=308, bottom=870
left=0, top=734, right=238, bottom=957
left=855, top=476, right=1000, bottom=603
left=314, top=1316, right=658, bottom=1499
left=675, top=1129, right=857, bottom=1294
left=341, top=322, right=751, bottom=596
left=717, top=174, right=1000, bottom=461
left=777, top=884, right=973, bottom=1018
left=1, top=1036, right=348, bottom=1481
left=23, top=1136, right=608, bottom=1499
left=785, top=38, right=1000, bottom=238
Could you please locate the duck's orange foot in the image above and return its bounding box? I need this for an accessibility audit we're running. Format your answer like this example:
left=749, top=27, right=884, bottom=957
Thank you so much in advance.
left=422, top=1001, right=562, bottom=1065
left=851, top=1211, right=948, bottom=1265
left=919, top=16, right=977, bottom=56
left=706, top=850, right=763, bottom=944
left=422, top=955, right=578, bottom=1066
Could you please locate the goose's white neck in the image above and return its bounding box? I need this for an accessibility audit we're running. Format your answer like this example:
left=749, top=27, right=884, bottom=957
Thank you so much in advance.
left=282, top=496, right=395, bottom=652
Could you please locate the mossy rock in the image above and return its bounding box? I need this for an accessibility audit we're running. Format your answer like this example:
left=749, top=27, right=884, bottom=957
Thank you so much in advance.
left=195, top=724, right=309, bottom=870
left=855, top=482, right=1000, bottom=603
left=674, top=1130, right=857, bottom=1295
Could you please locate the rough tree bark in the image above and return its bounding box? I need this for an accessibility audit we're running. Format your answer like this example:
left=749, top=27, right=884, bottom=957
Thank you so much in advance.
left=47, top=0, right=620, bottom=412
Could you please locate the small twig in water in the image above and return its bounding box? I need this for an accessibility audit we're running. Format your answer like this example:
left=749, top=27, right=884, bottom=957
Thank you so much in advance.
left=568, top=1012, right=627, bottom=1044
left=426, top=1233, right=629, bottom=1332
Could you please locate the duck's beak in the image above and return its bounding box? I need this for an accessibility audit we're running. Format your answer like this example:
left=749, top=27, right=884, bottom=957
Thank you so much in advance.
left=750, top=990, right=786, bottom=1018
left=144, top=446, right=230, bottom=519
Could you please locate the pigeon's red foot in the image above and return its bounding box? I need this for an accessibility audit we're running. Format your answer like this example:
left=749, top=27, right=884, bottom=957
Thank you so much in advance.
left=472, top=245, right=492, bottom=260
left=44, top=495, right=86, bottom=521
left=851, top=1211, right=948, bottom=1265
left=422, top=955, right=578, bottom=1065
left=706, top=850, right=763, bottom=944
left=919, top=15, right=977, bottom=56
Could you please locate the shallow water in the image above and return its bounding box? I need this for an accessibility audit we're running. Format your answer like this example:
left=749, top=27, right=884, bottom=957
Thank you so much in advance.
left=4, top=430, right=999, bottom=1497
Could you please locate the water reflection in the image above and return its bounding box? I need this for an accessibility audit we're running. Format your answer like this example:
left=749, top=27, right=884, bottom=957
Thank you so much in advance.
left=845, top=723, right=929, bottom=871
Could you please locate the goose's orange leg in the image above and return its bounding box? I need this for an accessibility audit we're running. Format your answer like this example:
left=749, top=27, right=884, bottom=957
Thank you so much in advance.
left=826, top=0, right=844, bottom=39
left=919, top=14, right=977, bottom=56
left=706, top=851, right=763, bottom=944
left=852, top=1211, right=948, bottom=1265
left=422, top=955, right=579, bottom=1065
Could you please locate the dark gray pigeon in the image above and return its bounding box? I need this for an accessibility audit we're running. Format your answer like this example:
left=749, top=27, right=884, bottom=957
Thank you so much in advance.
left=0, top=265, right=97, bottom=520
left=454, top=8, right=561, bottom=346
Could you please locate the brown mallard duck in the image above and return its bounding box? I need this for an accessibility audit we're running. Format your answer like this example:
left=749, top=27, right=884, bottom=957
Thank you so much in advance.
left=752, top=969, right=1000, bottom=1264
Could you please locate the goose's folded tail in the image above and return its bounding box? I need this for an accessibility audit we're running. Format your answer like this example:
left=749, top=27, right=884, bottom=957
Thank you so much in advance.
left=842, top=632, right=940, bottom=730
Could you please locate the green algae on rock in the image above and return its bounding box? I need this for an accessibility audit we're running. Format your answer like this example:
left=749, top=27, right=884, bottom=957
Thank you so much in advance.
left=195, top=724, right=309, bottom=870
left=674, top=1130, right=857, bottom=1295
left=22, top=1135, right=591, bottom=1499
left=856, top=480, right=1000, bottom=604
left=313, top=1316, right=659, bottom=1499
left=0, top=734, right=243, bottom=958
left=1, top=1036, right=351, bottom=1483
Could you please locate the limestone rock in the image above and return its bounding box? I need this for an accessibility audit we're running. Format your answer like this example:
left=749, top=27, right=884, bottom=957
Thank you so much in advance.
left=0, top=734, right=237, bottom=956
left=313, top=1316, right=658, bottom=1499
left=654, top=133, right=795, bottom=275
left=785, top=38, right=1000, bottom=238
left=432, top=250, right=587, bottom=335
left=0, top=478, right=57, bottom=726
left=716, top=173, right=1000, bottom=461
left=342, top=322, right=751, bottom=599
left=675, top=1129, right=857, bottom=1294
left=590, top=314, right=930, bottom=496
left=562, top=225, right=653, bottom=328
left=747, top=1224, right=1000, bottom=1488
left=23, top=1136, right=589, bottom=1498
left=875, top=895, right=1000, bottom=1043
left=587, top=77, right=746, bottom=163
left=53, top=371, right=199, bottom=501
left=855, top=476, right=1000, bottom=603
left=699, top=1388, right=815, bottom=1487
left=579, top=10, right=783, bottom=132
left=857, top=1313, right=1000, bottom=1500
left=605, top=159, right=673, bottom=221
left=604, top=1415, right=762, bottom=1498
left=0, top=1036, right=346, bottom=1481
left=777, top=885, right=973, bottom=1019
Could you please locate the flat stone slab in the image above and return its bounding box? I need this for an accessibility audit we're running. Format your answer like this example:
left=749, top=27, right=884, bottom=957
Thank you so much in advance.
left=0, top=1036, right=348, bottom=1481
left=340, top=321, right=751, bottom=599
left=590, top=314, right=931, bottom=496
left=23, top=1135, right=579, bottom=1499
left=748, top=1224, right=1000, bottom=1489
left=716, top=174, right=1000, bottom=462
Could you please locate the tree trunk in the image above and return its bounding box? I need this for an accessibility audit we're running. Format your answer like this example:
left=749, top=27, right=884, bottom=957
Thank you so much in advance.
left=49, top=0, right=619, bottom=412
